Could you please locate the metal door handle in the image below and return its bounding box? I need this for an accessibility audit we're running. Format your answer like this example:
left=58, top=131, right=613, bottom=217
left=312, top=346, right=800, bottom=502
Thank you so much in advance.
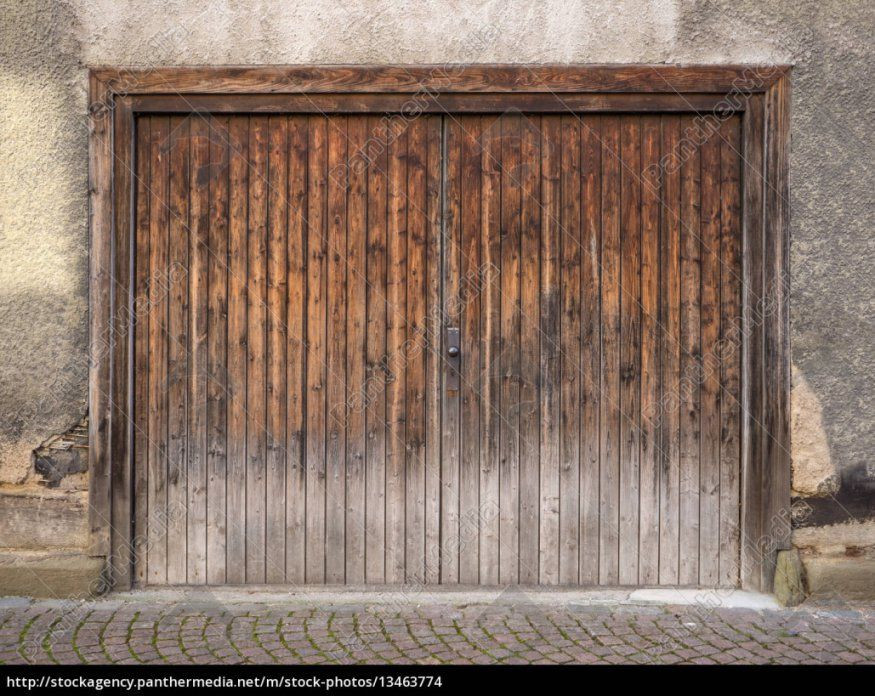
left=445, top=327, right=460, bottom=393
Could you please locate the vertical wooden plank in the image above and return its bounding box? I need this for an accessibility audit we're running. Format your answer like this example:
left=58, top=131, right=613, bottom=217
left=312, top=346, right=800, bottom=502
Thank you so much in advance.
left=385, top=118, right=407, bottom=584
left=305, top=115, right=328, bottom=583
left=499, top=114, right=521, bottom=585
left=598, top=116, right=621, bottom=585
left=763, top=78, right=792, bottom=590
left=226, top=116, right=249, bottom=584
left=345, top=116, right=368, bottom=585
left=406, top=117, right=428, bottom=583
left=538, top=116, right=561, bottom=585
left=441, top=117, right=462, bottom=583
left=518, top=115, right=541, bottom=585
left=558, top=115, right=581, bottom=585
left=579, top=116, right=602, bottom=585
left=88, top=76, right=112, bottom=560
left=364, top=116, right=387, bottom=583
left=245, top=116, right=268, bottom=584
left=133, top=117, right=151, bottom=586
left=166, top=115, right=190, bottom=585
left=719, top=115, right=742, bottom=587
left=206, top=116, right=229, bottom=585
left=147, top=116, right=170, bottom=585
left=740, top=96, right=764, bottom=590
left=265, top=115, right=289, bottom=583
left=679, top=115, right=702, bottom=586
left=618, top=117, right=641, bottom=585
left=187, top=115, right=210, bottom=584
left=424, top=116, right=443, bottom=584
left=699, top=125, right=722, bottom=586
left=638, top=115, right=661, bottom=585
left=286, top=115, right=308, bottom=583
left=325, top=116, right=348, bottom=583
left=658, top=116, right=682, bottom=585
left=478, top=115, right=501, bottom=585
left=458, top=116, right=482, bottom=584
left=110, top=100, right=134, bottom=588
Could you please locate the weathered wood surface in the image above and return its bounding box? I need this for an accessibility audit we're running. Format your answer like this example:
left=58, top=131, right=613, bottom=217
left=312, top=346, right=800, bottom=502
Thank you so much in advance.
left=132, top=111, right=746, bottom=586
left=97, top=64, right=789, bottom=95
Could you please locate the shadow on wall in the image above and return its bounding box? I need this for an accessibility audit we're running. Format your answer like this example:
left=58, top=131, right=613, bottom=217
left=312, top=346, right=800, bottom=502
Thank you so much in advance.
left=0, top=1, right=89, bottom=485
left=791, top=365, right=875, bottom=528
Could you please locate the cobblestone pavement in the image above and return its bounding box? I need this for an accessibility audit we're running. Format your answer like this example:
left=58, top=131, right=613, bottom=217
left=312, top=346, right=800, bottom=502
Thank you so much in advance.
left=0, top=594, right=873, bottom=665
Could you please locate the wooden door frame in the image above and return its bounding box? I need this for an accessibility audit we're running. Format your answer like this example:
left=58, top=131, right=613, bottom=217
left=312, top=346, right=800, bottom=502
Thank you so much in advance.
left=88, top=64, right=791, bottom=591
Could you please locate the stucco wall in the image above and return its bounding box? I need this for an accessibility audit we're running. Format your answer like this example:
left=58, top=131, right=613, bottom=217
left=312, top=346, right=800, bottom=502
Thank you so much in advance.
left=1, top=1, right=873, bottom=537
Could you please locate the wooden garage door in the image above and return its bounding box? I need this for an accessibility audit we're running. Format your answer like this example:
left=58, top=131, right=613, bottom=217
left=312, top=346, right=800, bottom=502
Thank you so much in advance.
left=132, top=111, right=742, bottom=587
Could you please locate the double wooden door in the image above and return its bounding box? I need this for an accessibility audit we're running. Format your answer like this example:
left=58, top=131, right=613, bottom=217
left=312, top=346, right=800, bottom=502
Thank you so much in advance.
left=133, top=111, right=742, bottom=587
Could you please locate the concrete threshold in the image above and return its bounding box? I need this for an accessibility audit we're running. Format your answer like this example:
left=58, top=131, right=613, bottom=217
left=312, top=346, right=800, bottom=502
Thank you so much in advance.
left=87, top=585, right=782, bottom=611
left=628, top=588, right=781, bottom=610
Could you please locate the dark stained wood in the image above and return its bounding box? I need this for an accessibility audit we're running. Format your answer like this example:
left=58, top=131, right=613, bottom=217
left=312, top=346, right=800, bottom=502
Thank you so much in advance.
left=132, top=116, right=151, bottom=586
left=441, top=118, right=462, bottom=584
left=559, top=115, right=581, bottom=585
left=325, top=116, right=348, bottom=583
left=599, top=116, right=621, bottom=585
left=131, top=92, right=738, bottom=116
left=265, top=115, right=289, bottom=583
left=345, top=115, right=368, bottom=584
left=187, top=115, right=210, bottom=584
left=165, top=115, right=189, bottom=585
left=206, top=115, right=229, bottom=585
left=305, top=116, right=328, bottom=583
left=741, top=95, right=765, bottom=590
left=225, top=116, right=249, bottom=584
left=699, top=125, right=722, bottom=586
left=128, top=111, right=751, bottom=589
left=364, top=116, right=388, bottom=583
left=98, top=64, right=789, bottom=95
left=478, top=115, right=501, bottom=585
left=107, top=66, right=784, bottom=590
left=88, top=74, right=113, bottom=561
left=424, top=117, right=443, bottom=584
left=285, top=115, right=308, bottom=583
left=638, top=115, right=661, bottom=585
left=385, top=119, right=407, bottom=584
left=719, top=115, right=743, bottom=587
left=618, top=117, right=642, bottom=586
left=109, top=99, right=133, bottom=588
left=146, top=116, right=170, bottom=585
left=678, top=115, right=702, bottom=586
left=245, top=116, right=268, bottom=584
left=518, top=115, right=541, bottom=585
left=458, top=116, right=482, bottom=585
left=579, top=115, right=602, bottom=585
left=658, top=115, right=682, bottom=585
left=537, top=116, right=561, bottom=585
left=499, top=114, right=522, bottom=584
left=405, top=117, right=428, bottom=583
left=762, top=76, right=792, bottom=588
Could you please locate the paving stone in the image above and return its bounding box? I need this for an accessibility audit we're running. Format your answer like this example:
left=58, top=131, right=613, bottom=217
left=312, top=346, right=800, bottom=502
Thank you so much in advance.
left=0, top=600, right=872, bottom=664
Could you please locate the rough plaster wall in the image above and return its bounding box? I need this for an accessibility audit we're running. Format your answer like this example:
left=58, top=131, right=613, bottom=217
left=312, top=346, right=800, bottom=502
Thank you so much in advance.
left=0, top=1, right=872, bottom=519
left=0, top=1, right=88, bottom=483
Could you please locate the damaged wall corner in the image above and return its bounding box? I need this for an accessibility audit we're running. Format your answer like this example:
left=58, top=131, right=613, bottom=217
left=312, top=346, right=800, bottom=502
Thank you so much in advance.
left=0, top=415, right=90, bottom=551
left=32, top=416, right=89, bottom=488
left=0, top=414, right=101, bottom=597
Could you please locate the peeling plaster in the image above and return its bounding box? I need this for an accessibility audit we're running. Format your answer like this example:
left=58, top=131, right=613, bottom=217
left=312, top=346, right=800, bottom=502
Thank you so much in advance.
left=791, top=365, right=837, bottom=497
